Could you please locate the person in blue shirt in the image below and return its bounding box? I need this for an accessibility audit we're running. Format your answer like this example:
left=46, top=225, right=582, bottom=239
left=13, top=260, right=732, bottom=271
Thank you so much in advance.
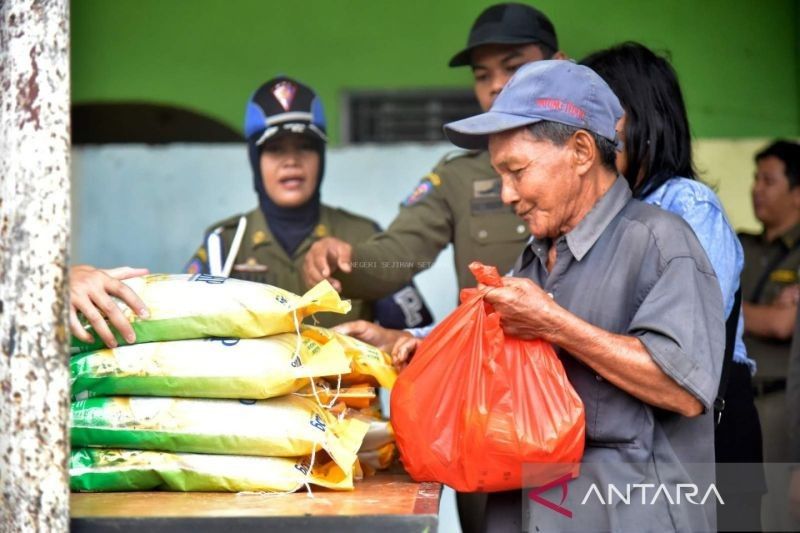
left=581, top=41, right=764, bottom=533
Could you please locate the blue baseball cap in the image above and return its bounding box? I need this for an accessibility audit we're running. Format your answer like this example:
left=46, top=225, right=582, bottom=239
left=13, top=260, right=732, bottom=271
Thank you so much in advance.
left=444, top=60, right=623, bottom=150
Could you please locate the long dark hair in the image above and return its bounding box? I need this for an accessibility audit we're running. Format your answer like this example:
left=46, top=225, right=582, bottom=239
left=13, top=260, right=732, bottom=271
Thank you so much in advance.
left=581, top=42, right=697, bottom=198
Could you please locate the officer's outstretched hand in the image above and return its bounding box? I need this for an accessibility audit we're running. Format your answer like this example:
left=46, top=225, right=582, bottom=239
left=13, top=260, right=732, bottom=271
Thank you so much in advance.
left=69, top=265, right=150, bottom=348
left=303, top=237, right=352, bottom=292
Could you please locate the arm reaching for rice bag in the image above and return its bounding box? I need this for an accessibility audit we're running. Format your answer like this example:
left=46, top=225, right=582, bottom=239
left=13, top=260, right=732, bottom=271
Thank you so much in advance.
left=333, top=320, right=423, bottom=372
left=69, top=265, right=150, bottom=348
left=333, top=320, right=409, bottom=353
left=304, top=237, right=353, bottom=292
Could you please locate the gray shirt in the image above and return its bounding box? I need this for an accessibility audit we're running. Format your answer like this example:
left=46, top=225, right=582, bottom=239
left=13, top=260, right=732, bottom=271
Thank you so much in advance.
left=515, top=177, right=725, bottom=532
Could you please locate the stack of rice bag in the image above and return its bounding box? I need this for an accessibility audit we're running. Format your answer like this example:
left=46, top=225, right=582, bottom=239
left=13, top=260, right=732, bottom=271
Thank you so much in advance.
left=69, top=273, right=398, bottom=493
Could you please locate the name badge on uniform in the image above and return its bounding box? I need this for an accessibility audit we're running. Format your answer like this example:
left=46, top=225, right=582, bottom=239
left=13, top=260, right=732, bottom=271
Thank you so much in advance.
left=770, top=269, right=798, bottom=284
left=233, top=258, right=269, bottom=274
left=232, top=258, right=271, bottom=285
left=471, top=178, right=507, bottom=213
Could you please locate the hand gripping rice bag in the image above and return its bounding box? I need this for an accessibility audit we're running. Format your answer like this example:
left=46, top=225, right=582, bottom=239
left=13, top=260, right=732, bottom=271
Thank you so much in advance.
left=71, top=331, right=351, bottom=400
left=391, top=262, right=585, bottom=492
left=71, top=396, right=369, bottom=471
left=71, top=274, right=351, bottom=353
left=302, top=326, right=397, bottom=389
left=70, top=448, right=355, bottom=492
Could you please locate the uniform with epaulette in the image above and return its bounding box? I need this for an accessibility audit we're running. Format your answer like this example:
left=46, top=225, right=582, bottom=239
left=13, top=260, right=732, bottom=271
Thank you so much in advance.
left=186, top=205, right=434, bottom=328
left=186, top=76, right=433, bottom=330
left=333, top=2, right=562, bottom=305
left=740, top=223, right=800, bottom=382
left=739, top=223, right=800, bottom=467
left=338, top=149, right=529, bottom=300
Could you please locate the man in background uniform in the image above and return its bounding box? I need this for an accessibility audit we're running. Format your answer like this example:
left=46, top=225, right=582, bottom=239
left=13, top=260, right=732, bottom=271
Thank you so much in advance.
left=740, top=140, right=800, bottom=462
left=185, top=76, right=432, bottom=330
left=303, top=3, right=566, bottom=298
left=740, top=140, right=800, bottom=531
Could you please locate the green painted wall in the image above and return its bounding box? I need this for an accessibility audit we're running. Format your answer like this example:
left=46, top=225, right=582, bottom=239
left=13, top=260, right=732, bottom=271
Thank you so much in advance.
left=72, top=0, right=799, bottom=144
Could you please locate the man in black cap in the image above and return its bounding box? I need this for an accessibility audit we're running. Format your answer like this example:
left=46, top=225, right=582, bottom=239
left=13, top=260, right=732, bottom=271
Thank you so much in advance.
left=304, top=3, right=566, bottom=301
left=303, top=5, right=565, bottom=530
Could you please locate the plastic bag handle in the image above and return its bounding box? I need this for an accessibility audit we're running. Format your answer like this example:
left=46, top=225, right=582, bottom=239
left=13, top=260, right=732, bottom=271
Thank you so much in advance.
left=467, top=262, right=505, bottom=371
left=469, top=261, right=503, bottom=288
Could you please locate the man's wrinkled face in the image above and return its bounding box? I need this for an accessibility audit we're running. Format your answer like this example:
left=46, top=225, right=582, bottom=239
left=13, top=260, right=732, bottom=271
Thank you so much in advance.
left=490, top=127, right=581, bottom=240
left=752, top=155, right=800, bottom=229
left=471, top=43, right=548, bottom=112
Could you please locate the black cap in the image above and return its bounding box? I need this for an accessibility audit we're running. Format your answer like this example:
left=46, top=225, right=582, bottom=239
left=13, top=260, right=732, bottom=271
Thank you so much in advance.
left=448, top=3, right=558, bottom=67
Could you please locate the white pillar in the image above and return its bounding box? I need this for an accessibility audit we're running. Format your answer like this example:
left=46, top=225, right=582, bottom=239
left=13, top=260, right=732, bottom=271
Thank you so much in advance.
left=0, top=0, right=71, bottom=531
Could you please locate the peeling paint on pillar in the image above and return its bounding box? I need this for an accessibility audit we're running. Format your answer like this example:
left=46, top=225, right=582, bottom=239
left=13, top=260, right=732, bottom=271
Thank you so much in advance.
left=0, top=0, right=71, bottom=532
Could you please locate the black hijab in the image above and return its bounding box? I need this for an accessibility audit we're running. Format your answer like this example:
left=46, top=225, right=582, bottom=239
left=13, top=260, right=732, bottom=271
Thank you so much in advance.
left=243, top=76, right=328, bottom=256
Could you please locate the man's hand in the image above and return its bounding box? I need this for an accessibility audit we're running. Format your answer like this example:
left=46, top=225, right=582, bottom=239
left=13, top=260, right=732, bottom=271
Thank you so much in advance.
left=334, top=320, right=418, bottom=371
left=69, top=265, right=150, bottom=348
left=775, top=284, right=800, bottom=307
left=391, top=335, right=421, bottom=372
left=303, top=237, right=353, bottom=292
left=333, top=320, right=409, bottom=354
left=481, top=277, right=558, bottom=340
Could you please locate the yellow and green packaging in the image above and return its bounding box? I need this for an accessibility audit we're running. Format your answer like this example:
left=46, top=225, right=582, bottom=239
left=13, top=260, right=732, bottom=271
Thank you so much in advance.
left=71, top=331, right=351, bottom=400
left=71, top=395, right=369, bottom=471
left=70, top=448, right=355, bottom=492
left=71, top=274, right=350, bottom=353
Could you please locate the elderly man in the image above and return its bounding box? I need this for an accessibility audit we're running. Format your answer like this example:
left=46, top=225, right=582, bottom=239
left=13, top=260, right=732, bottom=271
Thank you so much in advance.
left=444, top=61, right=724, bottom=532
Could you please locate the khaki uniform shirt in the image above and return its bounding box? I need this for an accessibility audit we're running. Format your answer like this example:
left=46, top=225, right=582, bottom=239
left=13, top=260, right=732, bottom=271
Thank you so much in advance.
left=740, top=223, right=800, bottom=379
left=186, top=205, right=382, bottom=328
left=339, top=150, right=529, bottom=300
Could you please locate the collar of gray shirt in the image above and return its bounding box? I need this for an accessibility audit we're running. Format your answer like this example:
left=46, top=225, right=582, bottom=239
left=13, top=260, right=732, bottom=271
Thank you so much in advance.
left=524, top=176, right=632, bottom=269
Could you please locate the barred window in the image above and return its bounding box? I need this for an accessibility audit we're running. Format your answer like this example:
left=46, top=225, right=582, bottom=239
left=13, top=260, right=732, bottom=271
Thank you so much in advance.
left=342, top=89, right=481, bottom=144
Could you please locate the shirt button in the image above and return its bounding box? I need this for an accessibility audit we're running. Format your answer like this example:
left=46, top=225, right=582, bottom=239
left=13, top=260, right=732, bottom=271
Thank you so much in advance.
left=478, top=230, right=488, bottom=239
left=516, top=224, right=526, bottom=234
left=596, top=375, right=603, bottom=382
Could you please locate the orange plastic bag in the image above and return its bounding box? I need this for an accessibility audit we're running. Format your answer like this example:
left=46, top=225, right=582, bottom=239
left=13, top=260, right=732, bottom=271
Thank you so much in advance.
left=390, top=262, right=585, bottom=492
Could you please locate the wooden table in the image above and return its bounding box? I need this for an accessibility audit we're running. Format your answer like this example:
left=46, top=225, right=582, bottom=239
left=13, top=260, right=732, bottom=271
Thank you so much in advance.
left=71, top=474, right=441, bottom=533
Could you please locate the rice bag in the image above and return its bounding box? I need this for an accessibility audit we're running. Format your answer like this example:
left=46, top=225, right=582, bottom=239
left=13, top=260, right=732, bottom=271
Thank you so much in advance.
left=358, top=443, right=397, bottom=476
left=360, top=419, right=394, bottom=452
left=69, top=448, right=354, bottom=492
left=302, top=326, right=397, bottom=389
left=71, top=331, right=351, bottom=400
left=293, top=381, right=376, bottom=409
left=71, top=274, right=350, bottom=353
left=71, top=395, right=369, bottom=470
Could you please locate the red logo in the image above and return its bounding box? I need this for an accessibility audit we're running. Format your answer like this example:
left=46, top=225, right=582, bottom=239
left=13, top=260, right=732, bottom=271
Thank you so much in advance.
left=528, top=473, right=573, bottom=518
left=536, top=98, right=586, bottom=120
